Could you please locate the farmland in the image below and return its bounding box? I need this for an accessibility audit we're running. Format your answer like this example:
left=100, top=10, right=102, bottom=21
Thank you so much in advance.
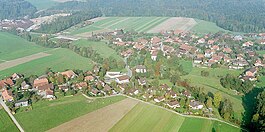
left=0, top=32, right=49, bottom=61
left=73, top=39, right=123, bottom=61
left=15, top=94, right=126, bottom=132
left=0, top=48, right=94, bottom=79
left=191, top=19, right=230, bottom=33
left=0, top=109, right=19, bottom=132
left=110, top=102, right=241, bottom=132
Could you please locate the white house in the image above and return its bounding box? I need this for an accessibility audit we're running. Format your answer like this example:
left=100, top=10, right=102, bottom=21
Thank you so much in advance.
left=154, top=96, right=165, bottom=103
left=135, top=65, right=147, bottom=73
left=166, top=100, right=180, bottom=109
left=189, top=100, right=204, bottom=110
left=116, top=75, right=130, bottom=84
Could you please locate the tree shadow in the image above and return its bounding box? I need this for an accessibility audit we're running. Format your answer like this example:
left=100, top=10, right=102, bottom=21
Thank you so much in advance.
left=241, top=87, right=263, bottom=129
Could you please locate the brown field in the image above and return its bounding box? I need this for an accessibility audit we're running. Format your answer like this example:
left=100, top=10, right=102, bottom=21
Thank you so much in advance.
left=0, top=52, right=50, bottom=71
left=147, top=17, right=197, bottom=33
left=47, top=98, right=139, bottom=132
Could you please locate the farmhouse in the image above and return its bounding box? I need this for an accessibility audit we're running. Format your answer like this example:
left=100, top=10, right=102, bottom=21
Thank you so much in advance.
left=21, top=81, right=30, bottom=91
left=0, top=78, right=14, bottom=89
left=245, top=67, right=258, bottom=77
left=135, top=65, right=147, bottom=73
left=1, top=89, right=13, bottom=102
left=85, top=76, right=94, bottom=82
left=36, top=83, right=55, bottom=99
left=182, top=90, right=191, bottom=98
left=166, top=100, right=180, bottom=109
left=116, top=75, right=130, bottom=84
left=33, top=78, right=49, bottom=88
left=75, top=82, right=88, bottom=89
left=189, top=100, right=204, bottom=110
left=15, top=100, right=29, bottom=107
left=58, top=84, right=69, bottom=92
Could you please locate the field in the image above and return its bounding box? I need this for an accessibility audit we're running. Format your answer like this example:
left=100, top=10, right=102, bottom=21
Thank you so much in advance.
left=191, top=19, right=230, bottom=33
left=15, top=95, right=126, bottom=132
left=110, top=102, right=241, bottom=132
left=0, top=48, right=94, bottom=79
left=73, top=39, right=123, bottom=61
left=183, top=67, right=244, bottom=119
left=0, top=32, right=49, bottom=61
left=0, top=109, right=19, bottom=132
left=48, top=98, right=138, bottom=132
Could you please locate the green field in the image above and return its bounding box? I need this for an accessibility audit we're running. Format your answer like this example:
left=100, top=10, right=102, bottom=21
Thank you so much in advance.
left=0, top=48, right=94, bottom=79
left=0, top=32, right=49, bottom=61
left=73, top=39, right=123, bottom=60
left=183, top=67, right=244, bottom=119
left=25, top=0, right=58, bottom=10
left=69, top=17, right=169, bottom=35
left=191, top=19, right=230, bottom=33
left=0, top=109, right=19, bottom=132
left=15, top=95, right=126, bottom=132
left=110, top=103, right=241, bottom=132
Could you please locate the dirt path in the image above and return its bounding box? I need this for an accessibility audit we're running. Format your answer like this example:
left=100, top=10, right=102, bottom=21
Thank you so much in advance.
left=0, top=52, right=50, bottom=71
left=47, top=98, right=139, bottom=132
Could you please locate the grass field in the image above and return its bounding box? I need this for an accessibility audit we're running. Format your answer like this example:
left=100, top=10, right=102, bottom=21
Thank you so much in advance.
left=15, top=95, right=126, bottom=132
left=73, top=39, right=123, bottom=61
left=0, top=109, right=19, bottom=132
left=191, top=19, right=230, bottom=33
left=0, top=48, right=94, bottom=79
left=0, top=32, right=49, bottom=61
left=110, top=103, right=241, bottom=132
left=183, top=67, right=244, bottom=119
left=68, top=17, right=169, bottom=35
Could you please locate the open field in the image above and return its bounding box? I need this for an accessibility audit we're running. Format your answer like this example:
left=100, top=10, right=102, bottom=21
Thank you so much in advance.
left=25, top=0, right=58, bottom=10
left=147, top=17, right=197, bottom=33
left=48, top=98, right=138, bottom=132
left=0, top=52, right=50, bottom=71
left=0, top=109, right=19, bottom=132
left=0, top=32, right=49, bottom=61
left=0, top=48, right=94, bottom=79
left=183, top=67, right=244, bottom=119
left=15, top=95, right=126, bottom=132
left=191, top=19, right=230, bottom=33
left=110, top=102, right=241, bottom=132
left=73, top=39, right=123, bottom=60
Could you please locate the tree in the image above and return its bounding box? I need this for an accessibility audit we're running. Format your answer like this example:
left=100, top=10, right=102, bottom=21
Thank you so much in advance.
left=206, top=97, right=213, bottom=108
left=170, top=74, right=180, bottom=85
left=214, top=92, right=222, bottom=108
left=251, top=90, right=265, bottom=131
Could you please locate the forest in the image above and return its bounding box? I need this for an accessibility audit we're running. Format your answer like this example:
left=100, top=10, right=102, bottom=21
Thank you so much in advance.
left=0, top=0, right=37, bottom=19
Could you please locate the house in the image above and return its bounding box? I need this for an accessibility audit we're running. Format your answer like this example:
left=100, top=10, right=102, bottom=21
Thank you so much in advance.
left=133, top=43, right=145, bottom=50
left=128, top=89, right=139, bottom=96
left=154, top=96, right=165, bottom=103
left=142, top=93, right=153, bottom=99
left=135, top=65, right=147, bottom=73
left=138, top=77, right=147, bottom=85
left=103, top=85, right=112, bottom=94
left=166, top=90, right=177, bottom=98
left=245, top=67, right=258, bottom=77
left=58, top=84, right=69, bottom=92
left=0, top=78, right=14, bottom=89
left=37, top=83, right=55, bottom=99
left=223, top=47, right=232, bottom=53
left=189, top=100, right=204, bottom=110
left=194, top=58, right=203, bottom=64
left=242, top=41, right=254, bottom=47
left=198, top=38, right=206, bottom=44
left=116, top=75, right=130, bottom=84
left=60, top=70, right=77, bottom=79
left=160, top=84, right=170, bottom=91
left=90, top=88, right=99, bottom=96
left=21, top=81, right=30, bottom=91
left=234, top=35, right=243, bottom=41
left=166, top=100, right=180, bottom=109
left=15, top=100, right=29, bottom=107
left=1, top=89, right=13, bottom=102
left=151, top=51, right=158, bottom=61
left=207, top=40, right=215, bottom=45
left=151, top=36, right=161, bottom=44
left=11, top=73, right=22, bottom=80
left=85, top=76, right=94, bottom=82
left=75, top=82, right=87, bottom=89
left=138, top=38, right=148, bottom=45
left=182, top=90, right=191, bottom=98
left=105, top=72, right=123, bottom=79
left=33, top=78, right=49, bottom=88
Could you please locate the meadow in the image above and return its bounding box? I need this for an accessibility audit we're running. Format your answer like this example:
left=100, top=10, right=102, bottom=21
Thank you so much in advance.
left=0, top=48, right=94, bottom=79
left=191, top=19, right=230, bottom=33
left=15, top=94, right=126, bottom=132
left=0, top=32, right=49, bottom=61
left=25, top=0, right=58, bottom=10
left=73, top=39, right=123, bottom=61
left=110, top=103, right=241, bottom=132
left=0, top=109, right=19, bottom=132
left=69, top=17, right=169, bottom=35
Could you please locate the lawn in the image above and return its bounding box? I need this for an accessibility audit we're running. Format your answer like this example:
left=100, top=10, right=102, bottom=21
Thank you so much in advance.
left=0, top=32, right=49, bottom=61
left=183, top=67, right=244, bottom=119
left=110, top=102, right=241, bottom=132
left=15, top=94, right=126, bottom=132
left=69, top=17, right=169, bottom=35
left=0, top=109, right=19, bottom=132
left=0, top=48, right=94, bottom=79
left=191, top=19, right=230, bottom=33
left=256, top=50, right=265, bottom=55
left=73, top=39, right=123, bottom=61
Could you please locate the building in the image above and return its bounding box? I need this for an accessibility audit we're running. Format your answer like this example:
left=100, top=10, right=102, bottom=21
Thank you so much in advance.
left=1, top=89, right=13, bottom=102
left=116, top=75, right=130, bottom=84
left=166, top=100, right=180, bottom=109
left=135, top=65, right=147, bottom=73
left=189, top=100, right=204, bottom=110
left=15, top=100, right=29, bottom=107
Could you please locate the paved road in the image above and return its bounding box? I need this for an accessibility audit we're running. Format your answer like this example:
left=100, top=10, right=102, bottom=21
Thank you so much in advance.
left=124, top=57, right=132, bottom=77
left=0, top=99, right=24, bottom=132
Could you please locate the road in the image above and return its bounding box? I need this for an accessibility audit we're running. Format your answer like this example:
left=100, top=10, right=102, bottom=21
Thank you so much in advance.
left=124, top=57, right=132, bottom=77
left=0, top=98, right=24, bottom=132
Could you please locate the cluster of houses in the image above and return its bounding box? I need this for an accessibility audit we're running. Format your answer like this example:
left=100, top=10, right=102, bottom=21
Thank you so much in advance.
left=0, top=19, right=33, bottom=31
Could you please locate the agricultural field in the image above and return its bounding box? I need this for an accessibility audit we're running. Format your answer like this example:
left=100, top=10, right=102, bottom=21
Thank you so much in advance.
left=191, top=19, right=230, bottom=33
left=73, top=39, right=123, bottom=61
left=15, top=95, right=126, bottom=132
left=0, top=48, right=94, bottom=79
left=110, top=102, right=241, bottom=132
left=0, top=32, right=49, bottom=61
left=0, top=109, right=19, bottom=132
left=183, top=67, right=244, bottom=119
